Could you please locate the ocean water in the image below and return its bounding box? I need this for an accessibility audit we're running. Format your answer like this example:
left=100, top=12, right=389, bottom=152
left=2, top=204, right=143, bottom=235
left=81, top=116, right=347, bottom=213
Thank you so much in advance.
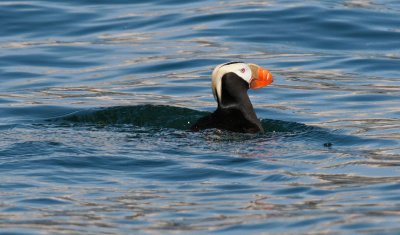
left=1, top=0, right=400, bottom=234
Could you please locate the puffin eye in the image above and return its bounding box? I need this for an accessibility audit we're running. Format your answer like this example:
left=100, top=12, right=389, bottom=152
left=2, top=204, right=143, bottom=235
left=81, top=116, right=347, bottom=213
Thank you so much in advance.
left=240, top=68, right=246, bottom=73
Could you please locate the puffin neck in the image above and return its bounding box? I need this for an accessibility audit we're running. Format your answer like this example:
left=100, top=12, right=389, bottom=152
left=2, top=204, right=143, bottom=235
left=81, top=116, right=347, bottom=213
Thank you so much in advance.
left=219, top=73, right=263, bottom=131
left=219, top=72, right=249, bottom=108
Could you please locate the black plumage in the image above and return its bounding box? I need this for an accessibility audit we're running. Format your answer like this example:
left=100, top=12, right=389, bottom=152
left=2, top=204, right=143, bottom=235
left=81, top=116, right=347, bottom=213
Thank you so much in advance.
left=191, top=72, right=263, bottom=133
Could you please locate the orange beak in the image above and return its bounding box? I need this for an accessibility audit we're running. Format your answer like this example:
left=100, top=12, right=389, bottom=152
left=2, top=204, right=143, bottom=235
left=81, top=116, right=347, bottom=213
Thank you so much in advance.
left=248, top=64, right=273, bottom=89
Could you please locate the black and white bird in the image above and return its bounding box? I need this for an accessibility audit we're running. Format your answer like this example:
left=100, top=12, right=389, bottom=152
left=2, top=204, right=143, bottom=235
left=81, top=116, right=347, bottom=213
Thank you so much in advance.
left=191, top=62, right=273, bottom=133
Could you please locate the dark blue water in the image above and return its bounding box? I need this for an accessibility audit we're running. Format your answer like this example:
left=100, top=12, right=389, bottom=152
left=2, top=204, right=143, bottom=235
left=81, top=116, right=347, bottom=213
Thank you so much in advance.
left=1, top=0, right=400, bottom=234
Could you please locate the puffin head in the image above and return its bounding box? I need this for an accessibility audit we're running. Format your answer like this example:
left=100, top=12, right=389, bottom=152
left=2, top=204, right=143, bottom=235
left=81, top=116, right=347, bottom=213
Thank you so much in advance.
left=190, top=62, right=273, bottom=133
left=211, top=62, right=273, bottom=107
left=208, top=61, right=273, bottom=133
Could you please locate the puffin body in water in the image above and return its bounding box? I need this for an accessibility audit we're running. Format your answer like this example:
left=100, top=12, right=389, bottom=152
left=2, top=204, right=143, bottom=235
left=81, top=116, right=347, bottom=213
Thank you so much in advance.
left=191, top=62, right=273, bottom=133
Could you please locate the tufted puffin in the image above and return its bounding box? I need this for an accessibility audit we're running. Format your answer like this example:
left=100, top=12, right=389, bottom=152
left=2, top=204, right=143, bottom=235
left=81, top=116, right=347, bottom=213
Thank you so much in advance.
left=191, top=62, right=273, bottom=133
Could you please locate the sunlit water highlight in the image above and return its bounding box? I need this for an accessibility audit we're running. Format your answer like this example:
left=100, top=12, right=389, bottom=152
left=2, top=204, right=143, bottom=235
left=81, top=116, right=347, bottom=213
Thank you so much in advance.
left=1, top=0, right=400, bottom=234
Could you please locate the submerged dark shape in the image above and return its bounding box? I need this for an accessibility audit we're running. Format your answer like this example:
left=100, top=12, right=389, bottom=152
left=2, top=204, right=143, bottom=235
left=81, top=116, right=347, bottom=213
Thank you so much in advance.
left=191, top=62, right=273, bottom=133
left=50, top=104, right=318, bottom=134
left=51, top=105, right=208, bottom=130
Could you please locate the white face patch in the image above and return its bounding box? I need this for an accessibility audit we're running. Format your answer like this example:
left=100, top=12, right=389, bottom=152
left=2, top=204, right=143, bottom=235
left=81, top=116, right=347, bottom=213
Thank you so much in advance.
left=211, top=62, right=252, bottom=103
